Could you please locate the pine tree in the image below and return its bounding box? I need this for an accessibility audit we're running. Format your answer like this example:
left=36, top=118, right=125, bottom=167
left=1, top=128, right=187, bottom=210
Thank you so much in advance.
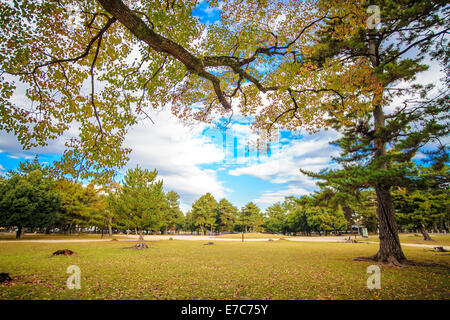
left=264, top=203, right=288, bottom=234
left=191, top=193, right=218, bottom=235
left=240, top=202, right=263, bottom=233
left=159, top=191, right=184, bottom=234
left=393, top=164, right=449, bottom=239
left=301, top=0, right=449, bottom=265
left=216, top=198, right=238, bottom=233
left=114, top=166, right=165, bottom=241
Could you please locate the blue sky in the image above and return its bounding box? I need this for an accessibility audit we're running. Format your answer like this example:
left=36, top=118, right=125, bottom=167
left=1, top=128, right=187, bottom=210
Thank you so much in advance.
left=0, top=1, right=446, bottom=213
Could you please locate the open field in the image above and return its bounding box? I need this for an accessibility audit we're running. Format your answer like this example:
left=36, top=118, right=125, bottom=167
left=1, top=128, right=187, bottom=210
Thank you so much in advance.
left=0, top=240, right=449, bottom=300
left=367, top=234, right=450, bottom=247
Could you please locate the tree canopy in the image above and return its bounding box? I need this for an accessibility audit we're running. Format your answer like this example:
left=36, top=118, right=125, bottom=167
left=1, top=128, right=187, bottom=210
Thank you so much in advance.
left=0, top=160, right=61, bottom=238
left=112, top=166, right=165, bottom=240
left=0, top=0, right=377, bottom=181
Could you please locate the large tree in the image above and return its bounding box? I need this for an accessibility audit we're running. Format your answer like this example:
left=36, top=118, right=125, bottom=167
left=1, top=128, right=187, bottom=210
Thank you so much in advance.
left=0, top=0, right=364, bottom=181
left=294, top=0, right=450, bottom=265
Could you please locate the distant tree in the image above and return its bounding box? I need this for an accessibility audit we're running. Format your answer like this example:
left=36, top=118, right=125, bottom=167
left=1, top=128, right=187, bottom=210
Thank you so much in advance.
left=216, top=198, right=238, bottom=233
left=114, top=166, right=165, bottom=241
left=393, top=164, right=450, bottom=240
left=54, top=180, right=98, bottom=233
left=284, top=196, right=311, bottom=235
left=0, top=162, right=61, bottom=239
left=160, top=191, right=184, bottom=233
left=301, top=205, right=346, bottom=236
left=283, top=195, right=346, bottom=236
left=287, top=209, right=309, bottom=236
left=393, top=189, right=439, bottom=240
left=357, top=191, right=378, bottom=233
left=313, top=187, right=357, bottom=237
left=264, top=203, right=288, bottom=234
left=103, top=180, right=123, bottom=237
left=87, top=193, right=111, bottom=237
left=191, top=193, right=218, bottom=235
left=184, top=210, right=198, bottom=234
left=240, top=202, right=263, bottom=233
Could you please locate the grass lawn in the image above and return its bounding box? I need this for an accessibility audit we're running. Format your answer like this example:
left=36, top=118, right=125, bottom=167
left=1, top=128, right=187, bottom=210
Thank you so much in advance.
left=367, top=234, right=450, bottom=247
left=0, top=240, right=449, bottom=300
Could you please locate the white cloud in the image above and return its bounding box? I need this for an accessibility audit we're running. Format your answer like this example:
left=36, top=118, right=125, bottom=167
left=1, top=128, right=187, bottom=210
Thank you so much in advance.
left=120, top=109, right=227, bottom=212
left=228, top=129, right=342, bottom=206
left=229, top=130, right=340, bottom=184
left=253, top=186, right=310, bottom=206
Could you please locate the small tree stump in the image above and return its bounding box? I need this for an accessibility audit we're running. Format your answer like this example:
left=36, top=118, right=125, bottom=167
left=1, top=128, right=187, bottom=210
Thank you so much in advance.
left=52, top=249, right=74, bottom=256
left=111, top=239, right=118, bottom=241
left=203, top=242, right=214, bottom=245
left=169, top=237, right=174, bottom=240
left=0, top=273, right=12, bottom=283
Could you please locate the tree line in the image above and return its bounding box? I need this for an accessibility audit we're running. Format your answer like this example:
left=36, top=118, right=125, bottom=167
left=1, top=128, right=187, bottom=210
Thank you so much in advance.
left=1, top=158, right=447, bottom=240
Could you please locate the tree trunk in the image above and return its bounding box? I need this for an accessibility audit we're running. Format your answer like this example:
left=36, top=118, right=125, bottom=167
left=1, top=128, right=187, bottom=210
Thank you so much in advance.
left=371, top=184, right=406, bottom=264
left=108, top=219, right=113, bottom=237
left=342, top=206, right=353, bottom=240
left=16, top=226, right=22, bottom=239
left=365, top=60, right=407, bottom=264
left=418, top=224, right=432, bottom=241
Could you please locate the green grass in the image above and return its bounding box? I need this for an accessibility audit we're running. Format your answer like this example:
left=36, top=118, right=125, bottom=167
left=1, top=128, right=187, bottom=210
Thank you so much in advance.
left=0, top=240, right=449, bottom=300
left=367, top=234, right=450, bottom=246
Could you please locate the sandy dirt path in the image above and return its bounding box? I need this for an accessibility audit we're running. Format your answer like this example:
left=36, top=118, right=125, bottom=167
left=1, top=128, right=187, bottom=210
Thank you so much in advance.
left=0, top=234, right=448, bottom=250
